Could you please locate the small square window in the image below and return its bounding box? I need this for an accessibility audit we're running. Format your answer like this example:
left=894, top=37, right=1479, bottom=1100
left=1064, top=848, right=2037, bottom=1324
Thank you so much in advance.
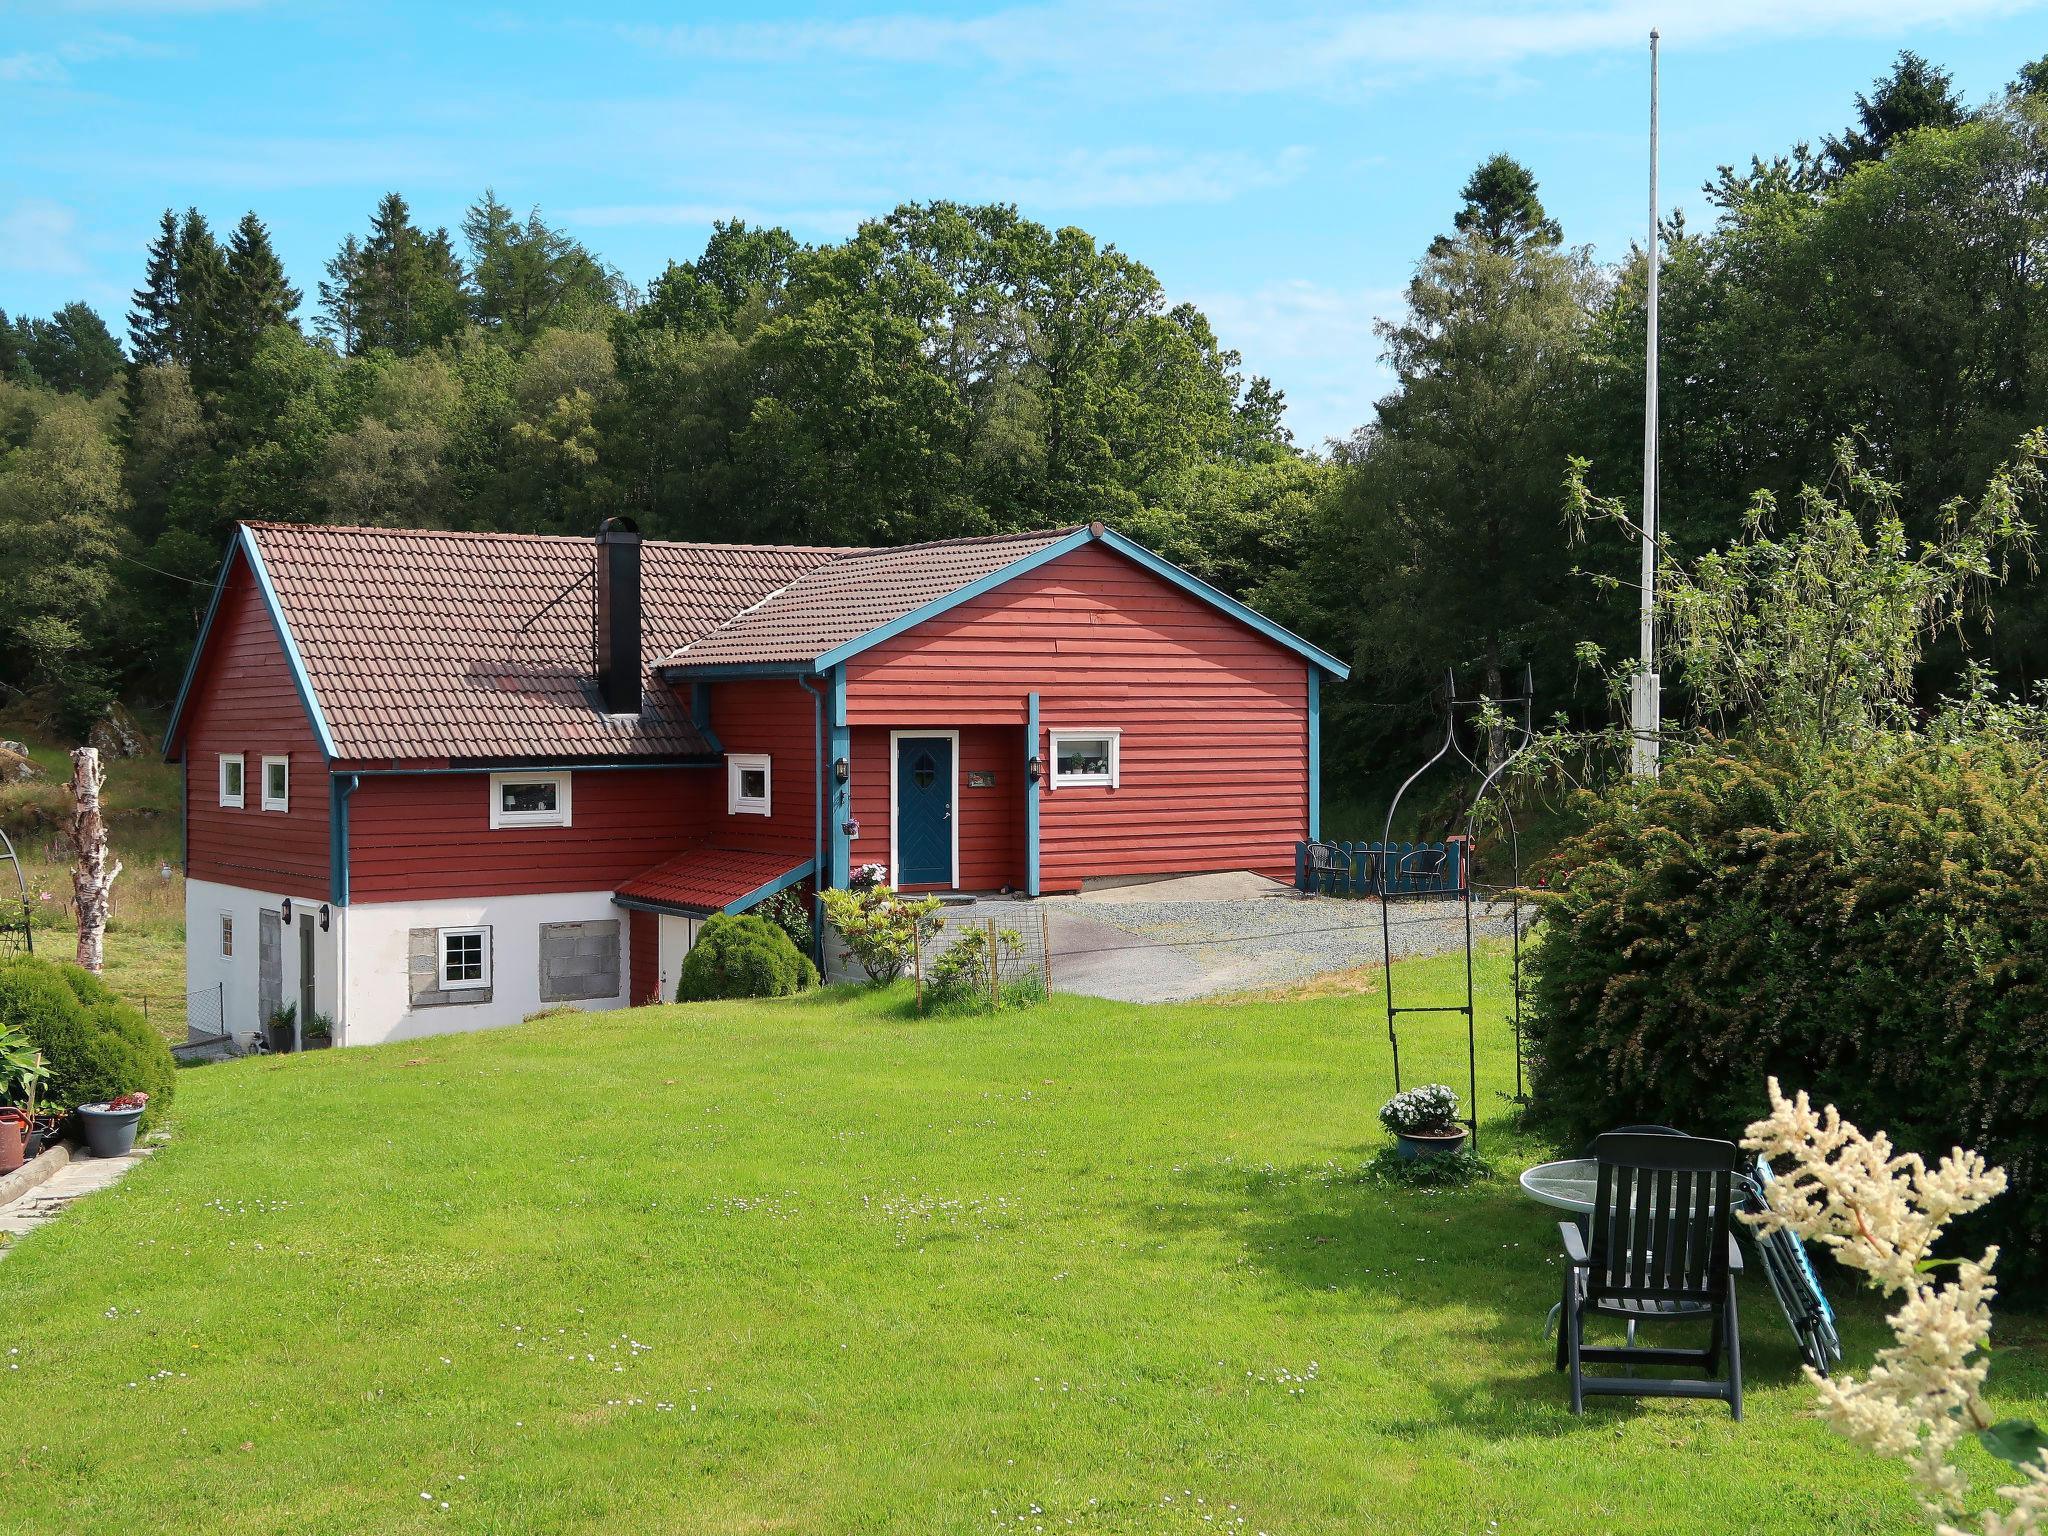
left=219, top=754, right=245, bottom=808
left=727, top=753, right=771, bottom=816
left=219, top=913, right=234, bottom=958
left=489, top=772, right=571, bottom=828
left=439, top=927, right=490, bottom=990
left=1049, top=731, right=1120, bottom=789
left=261, top=755, right=290, bottom=812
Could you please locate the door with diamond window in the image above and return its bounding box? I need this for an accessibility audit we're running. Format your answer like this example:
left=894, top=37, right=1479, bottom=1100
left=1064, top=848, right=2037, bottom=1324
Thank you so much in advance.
left=894, top=735, right=954, bottom=887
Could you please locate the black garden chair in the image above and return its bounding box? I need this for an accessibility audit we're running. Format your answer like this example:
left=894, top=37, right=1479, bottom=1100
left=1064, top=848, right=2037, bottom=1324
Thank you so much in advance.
left=1555, top=1131, right=1745, bottom=1420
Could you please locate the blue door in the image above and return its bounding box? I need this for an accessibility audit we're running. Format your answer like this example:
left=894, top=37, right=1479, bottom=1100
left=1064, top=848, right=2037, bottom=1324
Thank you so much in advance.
left=895, top=735, right=954, bottom=887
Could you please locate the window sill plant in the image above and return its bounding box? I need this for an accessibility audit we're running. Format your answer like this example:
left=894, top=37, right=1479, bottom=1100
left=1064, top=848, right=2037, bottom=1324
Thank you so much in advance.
left=78, top=1091, right=148, bottom=1158
left=1379, top=1084, right=1468, bottom=1159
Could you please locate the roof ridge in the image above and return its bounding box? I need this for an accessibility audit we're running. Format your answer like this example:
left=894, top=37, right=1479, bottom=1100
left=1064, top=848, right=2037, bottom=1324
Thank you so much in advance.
left=814, top=525, right=1079, bottom=564
left=241, top=520, right=858, bottom=555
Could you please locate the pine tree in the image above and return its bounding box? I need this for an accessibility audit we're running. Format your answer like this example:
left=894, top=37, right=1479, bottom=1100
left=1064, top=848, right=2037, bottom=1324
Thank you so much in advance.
left=173, top=208, right=232, bottom=393
left=1824, top=51, right=1968, bottom=175
left=127, top=209, right=180, bottom=367
left=355, top=192, right=466, bottom=355
left=222, top=211, right=301, bottom=367
left=319, top=233, right=367, bottom=354
left=1436, top=154, right=1562, bottom=256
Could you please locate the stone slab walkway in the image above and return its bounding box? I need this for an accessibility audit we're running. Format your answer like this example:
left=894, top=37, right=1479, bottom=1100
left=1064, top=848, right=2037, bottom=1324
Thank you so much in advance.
left=0, top=1146, right=153, bottom=1249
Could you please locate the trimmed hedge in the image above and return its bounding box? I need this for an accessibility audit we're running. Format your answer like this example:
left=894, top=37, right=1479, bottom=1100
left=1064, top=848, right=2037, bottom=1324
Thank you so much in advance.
left=0, top=955, right=175, bottom=1128
left=677, top=913, right=819, bottom=1002
left=1526, top=734, right=2048, bottom=1288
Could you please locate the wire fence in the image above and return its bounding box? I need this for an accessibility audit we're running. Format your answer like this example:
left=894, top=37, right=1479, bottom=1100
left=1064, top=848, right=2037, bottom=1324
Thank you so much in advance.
left=910, top=909, right=1053, bottom=1015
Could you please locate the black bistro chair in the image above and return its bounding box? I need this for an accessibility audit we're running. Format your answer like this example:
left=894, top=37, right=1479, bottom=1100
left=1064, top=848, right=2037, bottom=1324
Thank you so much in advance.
left=1556, top=1131, right=1745, bottom=1419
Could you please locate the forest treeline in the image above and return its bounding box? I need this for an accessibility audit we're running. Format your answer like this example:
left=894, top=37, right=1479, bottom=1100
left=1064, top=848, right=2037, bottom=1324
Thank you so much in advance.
left=6, top=50, right=2048, bottom=789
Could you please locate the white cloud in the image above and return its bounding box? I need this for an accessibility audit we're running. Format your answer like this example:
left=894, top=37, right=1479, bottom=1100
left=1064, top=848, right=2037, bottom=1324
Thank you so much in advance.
left=1188, top=278, right=1405, bottom=447
left=0, top=28, right=158, bottom=83
left=0, top=200, right=89, bottom=278
left=626, top=0, right=2044, bottom=97
left=561, top=201, right=875, bottom=234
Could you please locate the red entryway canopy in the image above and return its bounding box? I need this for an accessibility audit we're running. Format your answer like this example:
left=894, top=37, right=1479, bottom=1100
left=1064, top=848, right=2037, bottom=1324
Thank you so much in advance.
left=613, top=846, right=815, bottom=918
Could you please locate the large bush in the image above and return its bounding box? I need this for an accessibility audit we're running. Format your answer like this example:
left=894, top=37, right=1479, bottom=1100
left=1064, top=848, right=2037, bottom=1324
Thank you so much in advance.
left=676, top=913, right=819, bottom=1002
left=0, top=956, right=175, bottom=1127
left=1525, top=733, right=2048, bottom=1286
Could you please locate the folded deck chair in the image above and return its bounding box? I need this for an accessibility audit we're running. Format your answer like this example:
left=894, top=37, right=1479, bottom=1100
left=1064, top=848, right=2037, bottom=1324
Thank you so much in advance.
left=1555, top=1131, right=1745, bottom=1419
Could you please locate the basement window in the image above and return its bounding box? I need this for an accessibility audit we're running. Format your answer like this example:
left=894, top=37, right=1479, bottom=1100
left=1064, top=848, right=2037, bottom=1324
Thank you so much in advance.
left=727, top=754, right=771, bottom=816
left=261, top=755, right=290, bottom=812
left=1049, top=730, right=1120, bottom=790
left=489, top=771, right=572, bottom=829
left=219, top=754, right=245, bottom=808
left=219, top=913, right=234, bottom=958
left=438, top=927, right=491, bottom=991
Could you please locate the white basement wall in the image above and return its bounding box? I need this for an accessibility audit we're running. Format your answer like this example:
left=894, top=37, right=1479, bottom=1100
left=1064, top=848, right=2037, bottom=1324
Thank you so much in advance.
left=184, top=876, right=341, bottom=1050
left=340, top=889, right=634, bottom=1047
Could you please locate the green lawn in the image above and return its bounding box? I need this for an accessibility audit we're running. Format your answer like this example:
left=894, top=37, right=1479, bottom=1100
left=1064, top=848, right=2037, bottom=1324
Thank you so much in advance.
left=0, top=958, right=2038, bottom=1534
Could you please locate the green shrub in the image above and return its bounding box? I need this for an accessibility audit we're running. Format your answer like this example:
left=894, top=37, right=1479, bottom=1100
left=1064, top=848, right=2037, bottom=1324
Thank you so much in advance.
left=0, top=955, right=174, bottom=1127
left=820, top=885, right=942, bottom=983
left=676, top=913, right=819, bottom=1002
left=924, top=923, right=1037, bottom=1012
left=1525, top=733, right=2048, bottom=1288
left=755, top=887, right=815, bottom=958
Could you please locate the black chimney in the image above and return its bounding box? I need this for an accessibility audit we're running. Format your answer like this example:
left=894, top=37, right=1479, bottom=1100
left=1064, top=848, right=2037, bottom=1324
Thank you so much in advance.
left=595, top=517, right=642, bottom=715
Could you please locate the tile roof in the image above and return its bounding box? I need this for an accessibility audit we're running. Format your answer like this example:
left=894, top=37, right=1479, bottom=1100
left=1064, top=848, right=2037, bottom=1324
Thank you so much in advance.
left=246, top=523, right=843, bottom=764
left=614, top=845, right=815, bottom=915
left=660, top=527, right=1079, bottom=671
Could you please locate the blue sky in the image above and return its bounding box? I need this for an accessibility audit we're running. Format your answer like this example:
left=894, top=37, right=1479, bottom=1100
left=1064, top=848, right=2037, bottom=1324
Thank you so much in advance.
left=4, top=1, right=2046, bottom=448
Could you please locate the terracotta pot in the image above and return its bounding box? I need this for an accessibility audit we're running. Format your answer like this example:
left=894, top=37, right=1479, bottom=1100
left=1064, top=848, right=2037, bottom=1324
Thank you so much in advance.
left=0, top=1111, right=22, bottom=1174
left=1394, top=1126, right=1469, bottom=1161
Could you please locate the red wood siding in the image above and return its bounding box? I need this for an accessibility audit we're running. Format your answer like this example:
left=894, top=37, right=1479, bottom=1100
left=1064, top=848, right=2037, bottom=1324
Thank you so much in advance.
left=348, top=769, right=716, bottom=901
left=849, top=725, right=1024, bottom=892
left=628, top=907, right=659, bottom=1006
left=706, top=679, right=820, bottom=862
left=180, top=561, right=331, bottom=899
left=845, top=541, right=1309, bottom=890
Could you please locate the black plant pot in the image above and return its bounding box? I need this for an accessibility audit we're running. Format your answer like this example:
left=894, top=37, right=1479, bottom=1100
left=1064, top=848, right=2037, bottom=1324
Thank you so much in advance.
left=265, top=1022, right=295, bottom=1054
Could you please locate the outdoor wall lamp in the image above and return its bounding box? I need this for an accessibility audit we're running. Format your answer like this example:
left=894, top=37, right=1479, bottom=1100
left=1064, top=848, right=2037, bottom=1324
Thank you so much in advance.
left=833, top=755, right=850, bottom=785
left=319, top=903, right=331, bottom=932
left=279, top=897, right=293, bottom=923
left=1026, top=755, right=1043, bottom=784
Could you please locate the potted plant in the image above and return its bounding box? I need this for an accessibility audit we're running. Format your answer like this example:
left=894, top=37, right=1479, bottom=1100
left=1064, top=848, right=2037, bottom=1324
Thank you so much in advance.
left=78, top=1091, right=147, bottom=1158
left=265, top=1002, right=297, bottom=1054
left=303, top=1011, right=334, bottom=1050
left=1379, top=1084, right=1468, bottom=1160
left=0, top=1029, right=48, bottom=1171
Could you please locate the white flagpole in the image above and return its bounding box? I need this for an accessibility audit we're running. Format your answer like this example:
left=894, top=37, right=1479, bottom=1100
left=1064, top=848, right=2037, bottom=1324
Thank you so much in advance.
left=1632, top=27, right=1662, bottom=778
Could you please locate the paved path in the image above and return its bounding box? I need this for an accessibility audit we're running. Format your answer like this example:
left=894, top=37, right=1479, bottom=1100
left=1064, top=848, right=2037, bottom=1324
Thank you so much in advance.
left=0, top=1147, right=152, bottom=1249
left=956, top=877, right=1528, bottom=1003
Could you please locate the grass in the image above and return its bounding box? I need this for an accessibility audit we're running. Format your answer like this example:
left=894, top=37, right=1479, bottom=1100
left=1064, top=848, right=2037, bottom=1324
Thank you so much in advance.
left=2, top=955, right=2039, bottom=1534
left=1, top=708, right=189, bottom=1036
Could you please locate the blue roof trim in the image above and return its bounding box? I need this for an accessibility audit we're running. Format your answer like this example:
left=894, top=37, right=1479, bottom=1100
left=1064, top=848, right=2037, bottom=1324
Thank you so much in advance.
left=810, top=528, right=1094, bottom=673
left=240, top=527, right=338, bottom=761
left=160, top=533, right=242, bottom=760
left=1093, top=529, right=1351, bottom=679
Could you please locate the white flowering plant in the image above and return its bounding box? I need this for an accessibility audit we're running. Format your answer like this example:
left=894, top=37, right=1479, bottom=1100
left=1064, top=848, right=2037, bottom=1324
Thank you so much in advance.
left=1743, top=1077, right=2048, bottom=1536
left=1378, top=1084, right=1462, bottom=1137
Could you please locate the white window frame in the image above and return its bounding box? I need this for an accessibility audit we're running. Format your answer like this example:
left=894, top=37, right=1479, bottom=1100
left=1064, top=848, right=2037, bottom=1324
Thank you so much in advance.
left=218, top=753, right=245, bottom=808
left=1048, top=729, right=1121, bottom=790
left=726, top=753, right=772, bottom=817
left=488, top=771, right=573, bottom=829
left=219, top=912, right=234, bottom=959
left=260, top=755, right=290, bottom=812
left=438, top=926, right=491, bottom=991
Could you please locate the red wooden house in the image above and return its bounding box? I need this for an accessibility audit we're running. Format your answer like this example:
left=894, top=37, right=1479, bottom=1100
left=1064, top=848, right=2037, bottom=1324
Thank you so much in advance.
left=164, top=519, right=1347, bottom=1046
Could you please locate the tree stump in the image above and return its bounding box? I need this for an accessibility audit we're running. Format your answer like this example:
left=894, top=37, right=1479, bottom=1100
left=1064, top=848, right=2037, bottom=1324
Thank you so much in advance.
left=69, top=747, right=121, bottom=973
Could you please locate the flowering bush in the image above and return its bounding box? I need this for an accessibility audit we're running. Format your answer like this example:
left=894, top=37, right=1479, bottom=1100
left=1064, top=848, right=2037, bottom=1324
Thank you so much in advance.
left=820, top=884, right=941, bottom=984
left=105, top=1091, right=148, bottom=1112
left=1378, top=1084, right=1461, bottom=1136
left=1744, top=1078, right=2046, bottom=1535
left=849, top=863, right=888, bottom=891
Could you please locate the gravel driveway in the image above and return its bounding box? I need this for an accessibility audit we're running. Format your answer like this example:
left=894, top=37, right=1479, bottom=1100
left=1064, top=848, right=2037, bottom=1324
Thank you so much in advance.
left=955, top=883, right=1525, bottom=1003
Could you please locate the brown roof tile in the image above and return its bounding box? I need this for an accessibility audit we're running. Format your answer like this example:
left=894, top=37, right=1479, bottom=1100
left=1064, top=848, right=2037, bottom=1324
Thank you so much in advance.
left=247, top=523, right=843, bottom=764
left=661, top=527, right=1078, bottom=671
left=615, top=845, right=815, bottom=914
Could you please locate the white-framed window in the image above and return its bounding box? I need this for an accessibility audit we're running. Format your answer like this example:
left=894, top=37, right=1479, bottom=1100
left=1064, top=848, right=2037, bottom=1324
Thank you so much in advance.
left=438, top=927, right=491, bottom=990
left=260, top=755, right=290, bottom=812
left=488, top=771, right=573, bottom=829
left=218, top=753, right=245, bottom=808
left=1049, top=729, right=1121, bottom=789
left=219, top=913, right=234, bottom=958
left=727, top=753, right=771, bottom=816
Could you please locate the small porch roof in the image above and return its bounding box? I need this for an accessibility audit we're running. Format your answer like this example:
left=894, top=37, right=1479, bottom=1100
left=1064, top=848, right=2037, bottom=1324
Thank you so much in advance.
left=613, top=846, right=815, bottom=918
